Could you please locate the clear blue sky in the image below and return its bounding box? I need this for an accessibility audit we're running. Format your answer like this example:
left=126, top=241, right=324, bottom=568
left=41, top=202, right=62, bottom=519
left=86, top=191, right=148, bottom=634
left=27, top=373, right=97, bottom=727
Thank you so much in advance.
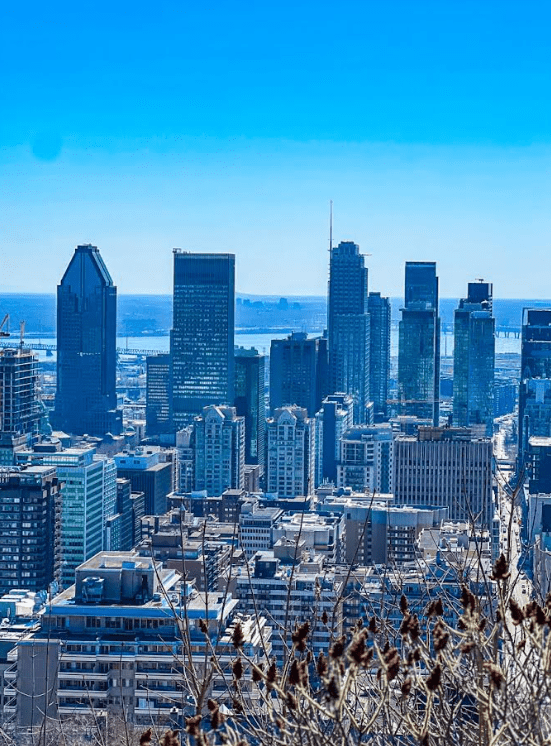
left=1, top=0, right=550, bottom=298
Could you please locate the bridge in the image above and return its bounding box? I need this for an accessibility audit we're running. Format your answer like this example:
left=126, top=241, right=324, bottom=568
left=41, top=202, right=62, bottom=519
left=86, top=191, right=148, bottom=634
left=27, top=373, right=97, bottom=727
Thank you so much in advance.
left=0, top=340, right=168, bottom=357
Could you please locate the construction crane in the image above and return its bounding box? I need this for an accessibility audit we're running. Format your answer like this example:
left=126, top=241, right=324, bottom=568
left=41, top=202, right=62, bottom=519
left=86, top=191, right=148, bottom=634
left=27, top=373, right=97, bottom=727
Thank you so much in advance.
left=0, top=314, right=9, bottom=338
left=19, top=320, right=25, bottom=348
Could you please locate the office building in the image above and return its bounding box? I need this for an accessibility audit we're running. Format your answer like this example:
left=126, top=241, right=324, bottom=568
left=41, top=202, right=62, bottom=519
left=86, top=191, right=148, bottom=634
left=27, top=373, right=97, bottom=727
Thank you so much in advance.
left=519, top=309, right=551, bottom=459
left=0, top=466, right=61, bottom=593
left=337, top=423, right=393, bottom=494
left=234, top=347, right=266, bottom=474
left=171, top=251, right=235, bottom=429
left=272, top=511, right=346, bottom=564
left=269, top=332, right=328, bottom=417
left=239, top=504, right=284, bottom=557
left=527, top=436, right=551, bottom=495
left=398, top=262, right=440, bottom=426
left=193, top=405, right=245, bottom=496
left=266, top=406, right=315, bottom=499
left=53, top=244, right=121, bottom=436
left=367, top=292, right=391, bottom=421
left=114, top=447, right=174, bottom=516
left=453, top=281, right=495, bottom=435
left=0, top=348, right=41, bottom=442
left=146, top=354, right=172, bottom=436
left=328, top=241, right=371, bottom=423
left=393, top=426, right=493, bottom=527
left=6, top=552, right=271, bottom=727
left=314, top=393, right=354, bottom=486
left=15, top=440, right=117, bottom=588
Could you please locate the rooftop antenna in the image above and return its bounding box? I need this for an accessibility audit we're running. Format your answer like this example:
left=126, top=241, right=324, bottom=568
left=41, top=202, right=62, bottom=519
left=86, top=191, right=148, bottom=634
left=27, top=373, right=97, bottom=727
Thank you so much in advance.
left=329, top=200, right=333, bottom=252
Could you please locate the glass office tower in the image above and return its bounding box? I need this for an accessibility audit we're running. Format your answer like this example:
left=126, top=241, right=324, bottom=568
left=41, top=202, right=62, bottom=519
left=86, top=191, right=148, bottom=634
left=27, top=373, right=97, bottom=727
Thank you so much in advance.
left=453, top=281, right=495, bottom=435
left=398, top=261, right=440, bottom=426
left=170, top=251, right=235, bottom=429
left=328, top=241, right=370, bottom=423
left=367, top=292, right=391, bottom=422
left=54, top=244, right=121, bottom=436
left=519, top=308, right=551, bottom=460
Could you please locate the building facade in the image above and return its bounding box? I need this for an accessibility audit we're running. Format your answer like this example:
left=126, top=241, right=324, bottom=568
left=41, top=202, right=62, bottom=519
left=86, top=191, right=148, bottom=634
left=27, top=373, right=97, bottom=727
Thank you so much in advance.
left=453, top=281, right=495, bottom=435
left=398, top=261, right=440, bottom=426
left=367, top=292, right=391, bottom=422
left=194, top=405, right=245, bottom=496
left=171, top=252, right=235, bottom=429
left=269, top=332, right=328, bottom=417
left=336, top=424, right=393, bottom=494
left=266, top=406, right=315, bottom=499
left=0, top=348, right=41, bottom=442
left=146, top=354, right=172, bottom=436
left=328, top=241, right=371, bottom=423
left=54, top=244, right=121, bottom=436
left=314, top=392, right=354, bottom=487
left=519, top=309, right=551, bottom=460
left=234, top=347, right=266, bottom=474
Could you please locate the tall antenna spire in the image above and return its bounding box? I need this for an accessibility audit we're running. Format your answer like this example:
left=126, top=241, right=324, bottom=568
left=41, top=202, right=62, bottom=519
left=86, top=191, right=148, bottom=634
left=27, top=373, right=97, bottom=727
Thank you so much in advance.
left=329, top=200, right=333, bottom=252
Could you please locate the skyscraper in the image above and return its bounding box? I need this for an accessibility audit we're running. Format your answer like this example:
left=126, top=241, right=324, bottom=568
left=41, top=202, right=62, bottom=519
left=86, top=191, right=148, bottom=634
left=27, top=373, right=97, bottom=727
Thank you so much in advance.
left=171, top=251, right=235, bottom=429
left=234, top=347, right=266, bottom=474
left=0, top=347, right=41, bottom=440
left=453, top=281, right=495, bottom=435
left=266, top=406, right=315, bottom=498
left=269, top=332, right=329, bottom=417
left=53, top=244, right=121, bottom=436
left=367, top=292, right=391, bottom=422
left=519, top=309, right=551, bottom=459
left=398, top=261, right=440, bottom=426
left=194, top=405, right=245, bottom=496
left=146, top=354, right=172, bottom=436
left=328, top=241, right=370, bottom=423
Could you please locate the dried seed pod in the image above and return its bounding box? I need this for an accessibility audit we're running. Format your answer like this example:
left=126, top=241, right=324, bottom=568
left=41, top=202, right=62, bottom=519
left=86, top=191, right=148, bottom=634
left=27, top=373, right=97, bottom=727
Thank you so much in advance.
left=185, top=715, right=201, bottom=736
left=317, top=651, right=328, bottom=677
left=491, top=554, right=510, bottom=580
left=232, top=621, right=245, bottom=649
left=400, top=594, right=409, bottom=614
left=401, top=677, right=412, bottom=696
left=426, top=664, right=441, bottom=691
left=509, top=598, right=524, bottom=625
left=232, top=657, right=244, bottom=680
left=330, top=635, right=346, bottom=659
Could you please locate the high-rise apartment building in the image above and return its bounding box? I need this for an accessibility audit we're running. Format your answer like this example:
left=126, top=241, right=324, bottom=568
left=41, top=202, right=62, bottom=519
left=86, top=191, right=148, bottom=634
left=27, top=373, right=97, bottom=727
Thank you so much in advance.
left=15, top=440, right=117, bottom=588
left=171, top=251, right=235, bottom=429
left=266, top=406, right=315, bottom=498
left=269, top=332, right=328, bottom=417
left=367, top=292, right=391, bottom=422
left=314, top=393, right=354, bottom=486
left=519, top=309, right=551, bottom=459
left=114, top=446, right=174, bottom=516
left=398, top=261, right=440, bottom=426
left=328, top=241, right=370, bottom=423
left=145, top=354, right=172, bottom=436
left=53, top=244, right=121, bottom=436
left=234, top=347, right=266, bottom=474
left=453, top=281, right=495, bottom=435
left=336, top=423, right=393, bottom=494
left=0, top=466, right=60, bottom=594
left=393, top=426, right=493, bottom=527
left=0, top=347, right=41, bottom=441
left=194, top=405, right=245, bottom=496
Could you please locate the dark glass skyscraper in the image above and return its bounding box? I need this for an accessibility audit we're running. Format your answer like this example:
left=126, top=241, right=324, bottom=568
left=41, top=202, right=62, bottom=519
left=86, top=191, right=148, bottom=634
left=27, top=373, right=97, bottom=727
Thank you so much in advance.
left=53, top=244, right=121, bottom=436
left=453, top=281, right=495, bottom=435
left=171, top=251, right=235, bottom=429
left=367, top=292, right=391, bottom=422
left=328, top=241, right=370, bottom=423
left=398, top=261, right=440, bottom=426
left=235, top=346, right=266, bottom=474
left=519, top=309, right=551, bottom=459
left=270, top=332, right=329, bottom=417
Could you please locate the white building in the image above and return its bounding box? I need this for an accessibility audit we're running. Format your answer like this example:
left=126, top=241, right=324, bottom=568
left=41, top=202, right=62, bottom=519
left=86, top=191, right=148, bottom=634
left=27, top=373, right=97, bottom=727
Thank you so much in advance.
left=337, top=424, right=393, bottom=494
left=194, top=405, right=245, bottom=496
left=266, top=406, right=314, bottom=498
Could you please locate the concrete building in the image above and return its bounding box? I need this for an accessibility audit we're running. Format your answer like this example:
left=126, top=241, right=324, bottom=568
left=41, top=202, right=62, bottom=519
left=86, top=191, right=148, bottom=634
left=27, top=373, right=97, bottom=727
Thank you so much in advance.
left=115, top=446, right=174, bottom=516
left=171, top=251, right=235, bottom=429
left=235, top=548, right=343, bottom=659
left=266, top=406, right=315, bottom=498
left=235, top=347, right=266, bottom=475
left=393, top=426, right=493, bottom=527
left=239, top=504, right=283, bottom=557
left=314, top=393, right=354, bottom=487
left=398, top=261, right=440, bottom=426
left=328, top=241, right=371, bottom=423
left=453, top=281, right=495, bottom=435
left=0, top=466, right=61, bottom=593
left=0, top=348, right=41, bottom=442
left=337, top=424, right=393, bottom=494
left=53, top=244, right=122, bottom=436
left=272, top=511, right=346, bottom=564
left=193, top=405, right=245, bottom=496
left=270, top=332, right=329, bottom=417
left=4, top=552, right=271, bottom=727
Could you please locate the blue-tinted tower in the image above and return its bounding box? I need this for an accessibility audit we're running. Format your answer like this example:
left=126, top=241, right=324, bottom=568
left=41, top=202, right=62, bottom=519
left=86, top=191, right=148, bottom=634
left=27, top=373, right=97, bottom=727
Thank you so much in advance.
left=53, top=244, right=121, bottom=436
